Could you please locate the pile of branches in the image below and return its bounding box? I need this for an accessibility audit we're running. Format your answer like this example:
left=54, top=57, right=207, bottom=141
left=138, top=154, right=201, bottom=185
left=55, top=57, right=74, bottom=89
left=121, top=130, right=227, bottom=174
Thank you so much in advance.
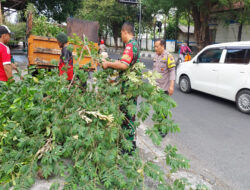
left=0, top=37, right=197, bottom=190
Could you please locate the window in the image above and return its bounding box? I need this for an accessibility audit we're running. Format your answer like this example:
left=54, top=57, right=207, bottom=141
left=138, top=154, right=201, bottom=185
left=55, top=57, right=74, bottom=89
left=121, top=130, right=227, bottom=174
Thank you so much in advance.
left=198, top=49, right=223, bottom=63
left=225, top=49, right=250, bottom=64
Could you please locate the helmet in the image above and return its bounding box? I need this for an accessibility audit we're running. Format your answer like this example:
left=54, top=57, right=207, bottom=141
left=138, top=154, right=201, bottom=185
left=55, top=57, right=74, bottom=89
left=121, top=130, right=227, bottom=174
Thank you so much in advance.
left=100, top=40, right=104, bottom=44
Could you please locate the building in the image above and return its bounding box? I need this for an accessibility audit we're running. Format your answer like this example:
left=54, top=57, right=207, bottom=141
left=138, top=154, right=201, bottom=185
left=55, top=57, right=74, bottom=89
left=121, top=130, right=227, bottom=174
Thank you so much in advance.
left=177, top=24, right=196, bottom=46
left=209, top=2, right=250, bottom=43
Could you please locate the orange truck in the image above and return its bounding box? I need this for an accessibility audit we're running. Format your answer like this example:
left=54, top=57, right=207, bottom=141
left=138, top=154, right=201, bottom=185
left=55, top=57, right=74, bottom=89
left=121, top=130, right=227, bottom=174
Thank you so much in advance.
left=28, top=35, right=98, bottom=70
left=28, top=18, right=99, bottom=70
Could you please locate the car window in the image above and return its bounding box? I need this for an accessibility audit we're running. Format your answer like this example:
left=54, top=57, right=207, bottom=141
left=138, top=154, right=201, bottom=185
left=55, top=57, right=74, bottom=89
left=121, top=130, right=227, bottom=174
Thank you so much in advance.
left=197, top=49, right=223, bottom=63
left=225, top=49, right=250, bottom=64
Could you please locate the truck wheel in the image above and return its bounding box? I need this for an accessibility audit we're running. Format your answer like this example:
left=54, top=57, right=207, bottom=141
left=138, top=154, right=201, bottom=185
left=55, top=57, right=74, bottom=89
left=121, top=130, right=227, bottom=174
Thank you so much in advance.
left=236, top=90, right=250, bottom=114
left=179, top=76, right=191, bottom=93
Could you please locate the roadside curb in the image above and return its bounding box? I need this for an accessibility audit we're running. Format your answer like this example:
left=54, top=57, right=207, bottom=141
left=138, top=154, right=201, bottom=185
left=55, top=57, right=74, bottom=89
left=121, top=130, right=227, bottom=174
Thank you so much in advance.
left=107, top=47, right=155, bottom=59
left=107, top=47, right=179, bottom=60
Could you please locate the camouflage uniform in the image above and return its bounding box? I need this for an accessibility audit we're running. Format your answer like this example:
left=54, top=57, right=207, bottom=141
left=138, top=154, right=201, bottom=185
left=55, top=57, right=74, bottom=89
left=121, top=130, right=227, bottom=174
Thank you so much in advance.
left=120, top=38, right=140, bottom=142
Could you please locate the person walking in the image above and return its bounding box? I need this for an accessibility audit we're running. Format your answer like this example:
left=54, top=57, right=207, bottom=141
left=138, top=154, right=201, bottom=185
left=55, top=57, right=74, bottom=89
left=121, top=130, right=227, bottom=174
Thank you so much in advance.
left=0, top=25, right=13, bottom=83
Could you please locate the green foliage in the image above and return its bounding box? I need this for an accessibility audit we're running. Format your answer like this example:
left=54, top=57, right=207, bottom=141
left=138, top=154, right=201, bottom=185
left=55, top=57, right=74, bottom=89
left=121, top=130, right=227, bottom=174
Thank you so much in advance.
left=0, top=37, right=191, bottom=189
left=5, top=22, right=26, bottom=42
left=165, top=20, right=177, bottom=40
left=165, top=145, right=190, bottom=173
left=24, top=3, right=38, bottom=18
left=24, top=3, right=65, bottom=37
left=31, top=16, right=66, bottom=37
left=196, top=184, right=209, bottom=190
left=77, top=0, right=138, bottom=45
left=179, top=12, right=194, bottom=26
left=29, top=0, right=82, bottom=23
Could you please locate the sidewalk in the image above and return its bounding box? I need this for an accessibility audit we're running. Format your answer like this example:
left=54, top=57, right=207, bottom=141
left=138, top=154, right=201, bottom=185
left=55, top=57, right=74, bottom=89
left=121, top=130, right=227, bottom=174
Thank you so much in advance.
left=11, top=46, right=27, bottom=56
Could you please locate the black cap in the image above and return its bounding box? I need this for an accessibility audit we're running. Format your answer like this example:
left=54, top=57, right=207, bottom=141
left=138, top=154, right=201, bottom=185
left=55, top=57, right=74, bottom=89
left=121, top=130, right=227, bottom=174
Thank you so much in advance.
left=0, top=25, right=12, bottom=35
left=56, top=33, right=68, bottom=44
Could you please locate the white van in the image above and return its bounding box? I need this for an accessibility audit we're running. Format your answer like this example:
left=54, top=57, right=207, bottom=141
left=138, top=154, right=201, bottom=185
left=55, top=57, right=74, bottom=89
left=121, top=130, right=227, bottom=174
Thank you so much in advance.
left=176, top=41, right=250, bottom=114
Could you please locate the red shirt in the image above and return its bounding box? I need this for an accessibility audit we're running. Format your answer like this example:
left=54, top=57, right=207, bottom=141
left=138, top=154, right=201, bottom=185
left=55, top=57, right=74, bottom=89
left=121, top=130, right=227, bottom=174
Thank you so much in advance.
left=59, top=46, right=73, bottom=81
left=0, top=42, right=11, bottom=81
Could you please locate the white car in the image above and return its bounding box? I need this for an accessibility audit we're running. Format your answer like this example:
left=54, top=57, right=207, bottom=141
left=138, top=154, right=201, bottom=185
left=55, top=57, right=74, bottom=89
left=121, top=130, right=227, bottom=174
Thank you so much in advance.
left=176, top=41, right=250, bottom=114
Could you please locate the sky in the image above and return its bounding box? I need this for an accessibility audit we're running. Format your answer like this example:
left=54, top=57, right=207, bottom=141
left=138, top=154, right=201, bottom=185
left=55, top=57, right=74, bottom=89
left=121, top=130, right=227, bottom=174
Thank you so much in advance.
left=4, top=8, right=18, bottom=24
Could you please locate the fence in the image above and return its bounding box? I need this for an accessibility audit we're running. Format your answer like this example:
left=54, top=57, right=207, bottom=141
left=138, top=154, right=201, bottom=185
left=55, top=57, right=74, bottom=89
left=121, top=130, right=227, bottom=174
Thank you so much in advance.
left=106, top=37, right=197, bottom=53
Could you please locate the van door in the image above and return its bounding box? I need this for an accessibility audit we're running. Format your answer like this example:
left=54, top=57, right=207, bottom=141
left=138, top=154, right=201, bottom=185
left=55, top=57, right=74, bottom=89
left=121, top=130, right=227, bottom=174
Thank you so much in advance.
left=190, top=48, right=223, bottom=94
left=216, top=48, right=250, bottom=101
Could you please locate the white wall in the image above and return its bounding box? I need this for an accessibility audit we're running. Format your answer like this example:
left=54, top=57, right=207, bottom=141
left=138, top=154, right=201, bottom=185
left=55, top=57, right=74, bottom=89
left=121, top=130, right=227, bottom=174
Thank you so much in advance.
left=215, top=20, right=250, bottom=43
left=106, top=37, right=155, bottom=51
left=242, top=25, right=250, bottom=41
left=215, top=21, right=238, bottom=42
left=177, top=33, right=196, bottom=44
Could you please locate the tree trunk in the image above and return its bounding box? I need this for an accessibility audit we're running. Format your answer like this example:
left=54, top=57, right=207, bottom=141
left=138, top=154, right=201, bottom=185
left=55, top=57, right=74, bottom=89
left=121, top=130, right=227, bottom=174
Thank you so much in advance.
left=187, top=10, right=191, bottom=47
left=104, top=32, right=108, bottom=45
left=175, top=10, right=180, bottom=52
left=0, top=2, right=2, bottom=25
left=146, top=32, right=148, bottom=51
left=111, top=22, right=121, bottom=50
left=237, top=22, right=243, bottom=41
left=163, top=15, right=167, bottom=43
left=153, top=24, right=156, bottom=42
left=153, top=16, right=156, bottom=42
left=113, top=36, right=118, bottom=49
left=191, top=6, right=211, bottom=50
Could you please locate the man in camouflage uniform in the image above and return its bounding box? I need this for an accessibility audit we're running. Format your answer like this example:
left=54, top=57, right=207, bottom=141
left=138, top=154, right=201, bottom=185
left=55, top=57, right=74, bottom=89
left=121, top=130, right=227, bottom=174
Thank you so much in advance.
left=102, top=22, right=140, bottom=152
left=102, top=22, right=139, bottom=70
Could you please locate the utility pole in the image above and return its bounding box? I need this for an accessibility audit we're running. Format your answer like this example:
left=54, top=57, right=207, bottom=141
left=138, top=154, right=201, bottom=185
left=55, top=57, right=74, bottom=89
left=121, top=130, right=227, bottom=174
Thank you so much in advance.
left=0, top=1, right=2, bottom=25
left=187, top=9, right=190, bottom=46
left=138, top=0, right=142, bottom=48
left=117, top=0, right=141, bottom=47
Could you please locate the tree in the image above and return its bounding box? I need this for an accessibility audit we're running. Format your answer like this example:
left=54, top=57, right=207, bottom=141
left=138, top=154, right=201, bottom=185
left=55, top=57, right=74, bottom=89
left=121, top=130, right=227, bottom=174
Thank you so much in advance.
left=157, top=0, right=214, bottom=49
left=235, top=0, right=250, bottom=41
left=30, top=0, right=82, bottom=23
left=5, top=22, right=26, bottom=43
left=77, top=0, right=138, bottom=48
left=143, top=0, right=165, bottom=41
left=151, top=0, right=250, bottom=49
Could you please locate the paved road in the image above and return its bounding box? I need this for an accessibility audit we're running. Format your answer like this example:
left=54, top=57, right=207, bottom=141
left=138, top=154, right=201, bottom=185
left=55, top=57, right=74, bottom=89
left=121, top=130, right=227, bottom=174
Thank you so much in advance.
left=171, top=87, right=250, bottom=190
left=109, top=52, right=250, bottom=190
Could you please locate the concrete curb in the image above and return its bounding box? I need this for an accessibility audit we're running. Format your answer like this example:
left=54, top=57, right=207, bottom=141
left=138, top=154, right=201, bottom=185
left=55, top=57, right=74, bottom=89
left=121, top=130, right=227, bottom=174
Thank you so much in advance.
left=107, top=47, right=179, bottom=60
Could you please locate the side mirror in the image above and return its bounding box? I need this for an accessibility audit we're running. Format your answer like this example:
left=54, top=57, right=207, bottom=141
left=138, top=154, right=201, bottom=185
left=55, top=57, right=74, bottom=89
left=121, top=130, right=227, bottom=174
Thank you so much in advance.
left=193, top=59, right=198, bottom=64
